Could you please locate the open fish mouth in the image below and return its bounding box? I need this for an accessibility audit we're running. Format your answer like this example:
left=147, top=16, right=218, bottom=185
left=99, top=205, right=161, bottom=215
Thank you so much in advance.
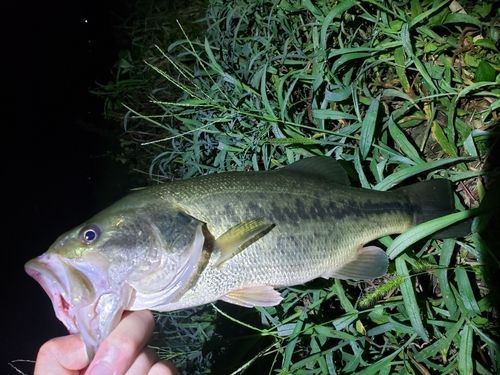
left=25, top=253, right=130, bottom=358
left=25, top=254, right=90, bottom=333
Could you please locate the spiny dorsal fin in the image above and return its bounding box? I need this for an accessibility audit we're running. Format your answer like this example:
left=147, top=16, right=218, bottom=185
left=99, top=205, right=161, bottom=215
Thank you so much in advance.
left=280, top=156, right=350, bottom=186
left=222, top=285, right=283, bottom=307
left=214, top=218, right=274, bottom=267
left=322, top=246, right=388, bottom=280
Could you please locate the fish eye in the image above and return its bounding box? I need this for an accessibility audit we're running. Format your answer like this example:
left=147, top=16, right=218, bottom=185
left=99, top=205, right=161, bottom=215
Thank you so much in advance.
left=80, top=225, right=101, bottom=245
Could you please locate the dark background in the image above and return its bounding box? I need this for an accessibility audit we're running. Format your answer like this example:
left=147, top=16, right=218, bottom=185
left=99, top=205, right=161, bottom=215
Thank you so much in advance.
left=2, top=1, right=134, bottom=373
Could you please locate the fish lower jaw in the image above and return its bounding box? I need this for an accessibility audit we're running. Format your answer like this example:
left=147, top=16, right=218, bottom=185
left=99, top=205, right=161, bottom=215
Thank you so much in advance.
left=54, top=293, right=80, bottom=334
left=25, top=261, right=79, bottom=333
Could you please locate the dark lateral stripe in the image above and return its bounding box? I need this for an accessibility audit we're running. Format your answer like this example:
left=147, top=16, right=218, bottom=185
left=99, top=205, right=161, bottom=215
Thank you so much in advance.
left=270, top=198, right=416, bottom=223
left=223, top=196, right=416, bottom=224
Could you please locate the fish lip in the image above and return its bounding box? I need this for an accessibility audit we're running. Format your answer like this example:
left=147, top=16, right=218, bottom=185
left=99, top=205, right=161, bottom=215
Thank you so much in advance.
left=24, top=253, right=116, bottom=358
left=25, top=255, right=82, bottom=334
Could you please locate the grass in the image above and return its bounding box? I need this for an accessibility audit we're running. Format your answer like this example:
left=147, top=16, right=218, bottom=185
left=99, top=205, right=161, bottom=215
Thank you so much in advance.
left=98, top=0, right=500, bottom=373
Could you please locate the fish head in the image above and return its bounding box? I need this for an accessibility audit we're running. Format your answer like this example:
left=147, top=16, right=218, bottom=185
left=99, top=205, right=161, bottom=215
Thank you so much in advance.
left=25, top=195, right=206, bottom=358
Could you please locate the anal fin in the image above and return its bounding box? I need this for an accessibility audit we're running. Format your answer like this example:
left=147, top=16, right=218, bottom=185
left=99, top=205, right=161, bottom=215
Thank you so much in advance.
left=221, top=285, right=283, bottom=307
left=322, top=246, right=388, bottom=280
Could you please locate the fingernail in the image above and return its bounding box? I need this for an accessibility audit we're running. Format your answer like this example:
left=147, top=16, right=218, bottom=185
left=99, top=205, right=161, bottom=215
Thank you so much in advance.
left=89, top=363, right=112, bottom=375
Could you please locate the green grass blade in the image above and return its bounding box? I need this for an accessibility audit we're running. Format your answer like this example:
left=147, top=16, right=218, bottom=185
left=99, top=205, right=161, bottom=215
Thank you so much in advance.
left=459, top=322, right=474, bottom=375
left=356, top=335, right=417, bottom=375
left=388, top=117, right=424, bottom=164
left=413, top=316, right=466, bottom=362
left=471, top=325, right=500, bottom=354
left=435, top=239, right=458, bottom=316
left=395, top=256, right=429, bottom=342
left=374, top=156, right=475, bottom=191
left=360, top=95, right=380, bottom=159
left=311, top=109, right=358, bottom=121
left=408, top=0, right=448, bottom=28
left=386, top=209, right=476, bottom=259
left=281, top=312, right=306, bottom=370
left=320, top=0, right=356, bottom=51
left=454, top=267, right=481, bottom=316
left=443, top=13, right=483, bottom=29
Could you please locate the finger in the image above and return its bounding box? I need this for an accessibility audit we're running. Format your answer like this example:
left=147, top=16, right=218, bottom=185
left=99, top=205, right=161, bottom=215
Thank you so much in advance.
left=124, top=347, right=158, bottom=375
left=149, top=359, right=181, bottom=375
left=123, top=346, right=181, bottom=375
left=34, top=334, right=89, bottom=375
left=86, top=310, right=155, bottom=375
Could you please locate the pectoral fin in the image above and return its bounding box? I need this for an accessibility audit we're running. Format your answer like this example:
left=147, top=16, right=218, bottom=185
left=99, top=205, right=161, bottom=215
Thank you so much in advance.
left=322, top=246, right=388, bottom=280
left=221, top=286, right=283, bottom=307
left=214, top=218, right=274, bottom=267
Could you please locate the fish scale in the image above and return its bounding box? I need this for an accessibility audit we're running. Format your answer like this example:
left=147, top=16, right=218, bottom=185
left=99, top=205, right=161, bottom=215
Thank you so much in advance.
left=25, top=156, right=470, bottom=358
left=139, top=167, right=418, bottom=309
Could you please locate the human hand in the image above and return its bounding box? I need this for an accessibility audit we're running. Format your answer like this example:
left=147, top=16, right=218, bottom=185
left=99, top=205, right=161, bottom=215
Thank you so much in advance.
left=34, top=310, right=179, bottom=375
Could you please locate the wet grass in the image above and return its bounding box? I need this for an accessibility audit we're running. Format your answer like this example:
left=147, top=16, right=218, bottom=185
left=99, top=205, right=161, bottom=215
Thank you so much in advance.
left=99, top=0, right=500, bottom=373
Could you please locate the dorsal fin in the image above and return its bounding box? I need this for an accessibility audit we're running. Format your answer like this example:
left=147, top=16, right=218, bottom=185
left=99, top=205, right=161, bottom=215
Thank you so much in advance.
left=280, top=156, right=350, bottom=186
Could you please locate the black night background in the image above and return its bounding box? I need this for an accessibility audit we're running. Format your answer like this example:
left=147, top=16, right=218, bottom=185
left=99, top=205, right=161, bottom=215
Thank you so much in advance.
left=3, top=1, right=132, bottom=373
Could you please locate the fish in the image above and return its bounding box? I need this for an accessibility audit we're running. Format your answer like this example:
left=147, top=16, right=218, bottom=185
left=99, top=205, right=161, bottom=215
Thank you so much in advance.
left=25, top=156, right=470, bottom=358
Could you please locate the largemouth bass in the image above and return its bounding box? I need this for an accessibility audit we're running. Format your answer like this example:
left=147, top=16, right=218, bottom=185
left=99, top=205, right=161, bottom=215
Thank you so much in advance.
left=25, top=157, right=469, bottom=358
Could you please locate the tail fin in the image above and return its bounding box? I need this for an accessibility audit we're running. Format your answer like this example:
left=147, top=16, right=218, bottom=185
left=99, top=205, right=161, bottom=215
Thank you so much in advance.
left=394, top=179, right=471, bottom=239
